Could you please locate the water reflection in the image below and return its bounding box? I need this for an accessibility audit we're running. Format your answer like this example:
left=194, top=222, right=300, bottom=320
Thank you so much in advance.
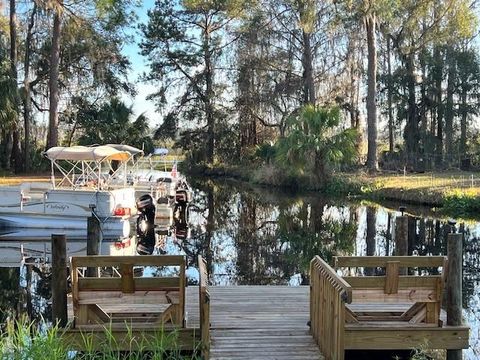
left=0, top=180, right=479, bottom=357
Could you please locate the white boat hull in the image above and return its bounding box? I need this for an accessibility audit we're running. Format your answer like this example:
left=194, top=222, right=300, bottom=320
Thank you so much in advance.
left=0, top=185, right=136, bottom=239
left=0, top=213, right=130, bottom=239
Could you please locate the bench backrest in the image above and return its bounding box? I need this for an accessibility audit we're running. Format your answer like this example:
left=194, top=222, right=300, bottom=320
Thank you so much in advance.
left=71, top=255, right=186, bottom=326
left=333, top=256, right=447, bottom=304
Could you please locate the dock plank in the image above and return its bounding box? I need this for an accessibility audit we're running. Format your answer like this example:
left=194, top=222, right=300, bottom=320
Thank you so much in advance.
left=192, top=286, right=324, bottom=360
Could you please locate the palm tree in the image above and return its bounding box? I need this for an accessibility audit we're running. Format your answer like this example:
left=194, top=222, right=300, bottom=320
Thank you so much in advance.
left=276, top=105, right=357, bottom=184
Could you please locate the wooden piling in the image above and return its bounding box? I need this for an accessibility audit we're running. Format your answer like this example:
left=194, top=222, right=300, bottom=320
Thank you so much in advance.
left=446, top=232, right=463, bottom=360
left=395, top=214, right=408, bottom=275
left=86, top=215, right=101, bottom=277
left=51, top=233, right=67, bottom=327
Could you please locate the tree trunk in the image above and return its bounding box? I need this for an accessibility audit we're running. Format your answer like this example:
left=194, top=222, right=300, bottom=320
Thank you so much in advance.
left=237, top=33, right=258, bottom=156
left=346, top=33, right=362, bottom=154
left=386, top=212, right=392, bottom=255
left=47, top=5, right=62, bottom=149
left=302, top=30, right=316, bottom=106
left=420, top=50, right=427, bottom=160
left=237, top=194, right=257, bottom=283
left=387, top=36, right=394, bottom=154
left=66, top=119, right=79, bottom=147
left=11, top=130, right=21, bottom=172
left=314, top=152, right=328, bottom=186
left=405, top=52, right=417, bottom=169
left=204, top=22, right=214, bottom=164
left=365, top=14, right=378, bottom=172
left=408, top=216, right=417, bottom=255
left=8, top=0, right=18, bottom=172
left=433, top=46, right=443, bottom=168
left=365, top=206, right=376, bottom=276
left=205, top=186, right=215, bottom=276
left=445, top=47, right=455, bottom=167
left=23, top=3, right=36, bottom=172
left=9, top=0, right=17, bottom=82
left=459, top=91, right=467, bottom=157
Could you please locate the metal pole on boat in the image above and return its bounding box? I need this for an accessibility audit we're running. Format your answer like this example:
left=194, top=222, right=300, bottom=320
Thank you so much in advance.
left=124, top=161, right=127, bottom=187
left=446, top=220, right=463, bottom=360
left=86, top=205, right=101, bottom=277
left=98, top=162, right=102, bottom=190
left=51, top=233, right=67, bottom=327
left=51, top=161, right=55, bottom=189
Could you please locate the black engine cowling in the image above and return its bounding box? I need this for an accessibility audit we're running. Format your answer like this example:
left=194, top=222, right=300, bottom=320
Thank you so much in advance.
left=136, top=194, right=156, bottom=255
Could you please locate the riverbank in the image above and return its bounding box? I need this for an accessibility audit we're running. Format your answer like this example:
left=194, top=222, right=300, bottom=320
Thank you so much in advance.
left=349, top=172, right=480, bottom=218
left=0, top=175, right=50, bottom=185
left=186, top=163, right=480, bottom=219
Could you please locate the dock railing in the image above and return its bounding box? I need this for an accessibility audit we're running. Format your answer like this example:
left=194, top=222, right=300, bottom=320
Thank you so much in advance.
left=198, top=255, right=210, bottom=359
left=310, top=255, right=352, bottom=360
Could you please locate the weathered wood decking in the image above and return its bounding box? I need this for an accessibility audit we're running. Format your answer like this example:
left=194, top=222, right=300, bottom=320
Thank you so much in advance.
left=63, top=254, right=469, bottom=360
left=186, top=286, right=324, bottom=360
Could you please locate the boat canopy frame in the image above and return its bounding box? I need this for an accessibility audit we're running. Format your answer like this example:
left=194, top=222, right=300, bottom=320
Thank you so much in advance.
left=44, top=145, right=141, bottom=190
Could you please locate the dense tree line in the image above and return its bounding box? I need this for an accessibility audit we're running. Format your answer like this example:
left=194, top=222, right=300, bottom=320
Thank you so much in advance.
left=0, top=0, right=148, bottom=172
left=1, top=0, right=480, bottom=175
left=143, top=0, right=480, bottom=174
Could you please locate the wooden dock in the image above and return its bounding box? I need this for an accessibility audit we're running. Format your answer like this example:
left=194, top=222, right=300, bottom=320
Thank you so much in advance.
left=59, top=253, right=470, bottom=360
left=186, top=286, right=323, bottom=360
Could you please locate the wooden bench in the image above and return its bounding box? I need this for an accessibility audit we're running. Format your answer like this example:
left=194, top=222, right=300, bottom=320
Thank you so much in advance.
left=333, top=256, right=447, bottom=326
left=71, top=255, right=186, bottom=329
left=310, top=255, right=468, bottom=360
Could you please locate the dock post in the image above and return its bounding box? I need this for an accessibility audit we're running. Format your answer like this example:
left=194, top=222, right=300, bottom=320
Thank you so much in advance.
left=86, top=213, right=102, bottom=277
left=51, top=233, right=67, bottom=327
left=395, top=207, right=408, bottom=275
left=446, top=221, right=463, bottom=360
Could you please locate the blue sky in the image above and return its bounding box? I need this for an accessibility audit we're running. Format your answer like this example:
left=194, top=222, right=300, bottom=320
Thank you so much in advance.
left=121, top=0, right=158, bottom=127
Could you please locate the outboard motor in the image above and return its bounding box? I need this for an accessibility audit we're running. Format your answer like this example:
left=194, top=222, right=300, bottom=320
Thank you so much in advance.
left=136, top=194, right=156, bottom=255
left=175, top=180, right=192, bottom=205
left=173, top=202, right=189, bottom=241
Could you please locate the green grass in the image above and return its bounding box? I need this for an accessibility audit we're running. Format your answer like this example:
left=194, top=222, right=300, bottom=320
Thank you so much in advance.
left=0, top=175, right=50, bottom=186
left=0, top=317, right=200, bottom=360
left=357, top=171, right=480, bottom=193
left=342, top=171, right=480, bottom=219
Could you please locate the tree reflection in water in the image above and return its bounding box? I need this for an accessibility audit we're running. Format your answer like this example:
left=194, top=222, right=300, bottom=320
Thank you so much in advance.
left=0, top=180, right=480, bottom=356
left=187, top=180, right=357, bottom=285
left=0, top=263, right=51, bottom=327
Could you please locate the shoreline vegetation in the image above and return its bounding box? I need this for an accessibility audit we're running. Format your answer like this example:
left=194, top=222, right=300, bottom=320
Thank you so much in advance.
left=1, top=166, right=479, bottom=219
left=0, top=318, right=199, bottom=360
left=187, top=163, right=480, bottom=220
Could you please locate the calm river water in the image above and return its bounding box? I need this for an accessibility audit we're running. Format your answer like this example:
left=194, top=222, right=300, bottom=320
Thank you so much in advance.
left=0, top=178, right=479, bottom=358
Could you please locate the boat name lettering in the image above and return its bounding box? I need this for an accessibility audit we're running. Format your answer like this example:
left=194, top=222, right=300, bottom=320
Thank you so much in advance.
left=47, top=204, right=70, bottom=211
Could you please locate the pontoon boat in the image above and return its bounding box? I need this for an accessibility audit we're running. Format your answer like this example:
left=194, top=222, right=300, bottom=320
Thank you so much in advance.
left=0, top=145, right=138, bottom=239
